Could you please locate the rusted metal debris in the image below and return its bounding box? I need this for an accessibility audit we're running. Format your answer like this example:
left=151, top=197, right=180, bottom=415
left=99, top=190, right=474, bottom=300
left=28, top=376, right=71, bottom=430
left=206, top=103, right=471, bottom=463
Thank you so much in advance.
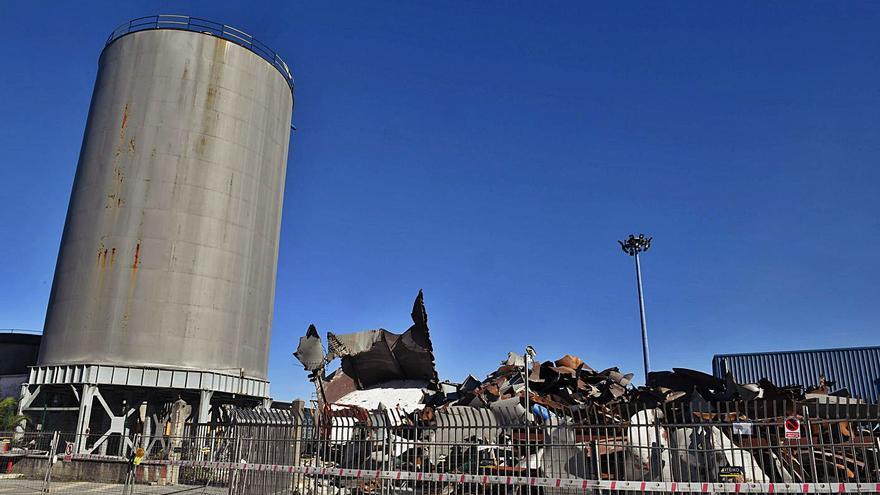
left=423, top=353, right=634, bottom=412
left=294, top=292, right=861, bottom=416
left=416, top=353, right=864, bottom=427
left=289, top=298, right=880, bottom=491
left=293, top=290, right=440, bottom=404
left=292, top=299, right=877, bottom=487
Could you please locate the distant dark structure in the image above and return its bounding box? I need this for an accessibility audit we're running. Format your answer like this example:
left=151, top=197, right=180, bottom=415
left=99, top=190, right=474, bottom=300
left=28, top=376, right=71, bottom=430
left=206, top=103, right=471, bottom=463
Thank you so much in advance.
left=0, top=330, right=41, bottom=397
left=713, top=346, right=880, bottom=403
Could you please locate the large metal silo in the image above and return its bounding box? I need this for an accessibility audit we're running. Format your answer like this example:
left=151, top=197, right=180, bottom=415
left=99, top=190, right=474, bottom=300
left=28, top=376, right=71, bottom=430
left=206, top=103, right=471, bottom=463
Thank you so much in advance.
left=39, top=17, right=294, bottom=382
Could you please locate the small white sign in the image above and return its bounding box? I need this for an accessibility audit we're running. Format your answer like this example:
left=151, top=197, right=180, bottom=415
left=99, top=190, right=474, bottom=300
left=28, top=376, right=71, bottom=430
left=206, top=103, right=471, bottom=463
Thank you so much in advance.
left=732, top=422, right=753, bottom=435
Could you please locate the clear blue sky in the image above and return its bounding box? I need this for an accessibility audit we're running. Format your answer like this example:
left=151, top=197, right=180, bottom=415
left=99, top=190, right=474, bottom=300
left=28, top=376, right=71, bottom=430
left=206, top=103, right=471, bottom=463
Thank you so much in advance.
left=1, top=2, right=878, bottom=401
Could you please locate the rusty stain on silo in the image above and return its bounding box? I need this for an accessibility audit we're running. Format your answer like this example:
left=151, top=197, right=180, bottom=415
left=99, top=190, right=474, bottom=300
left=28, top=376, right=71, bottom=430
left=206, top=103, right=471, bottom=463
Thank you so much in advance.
left=131, top=242, right=141, bottom=270
left=120, top=104, right=128, bottom=133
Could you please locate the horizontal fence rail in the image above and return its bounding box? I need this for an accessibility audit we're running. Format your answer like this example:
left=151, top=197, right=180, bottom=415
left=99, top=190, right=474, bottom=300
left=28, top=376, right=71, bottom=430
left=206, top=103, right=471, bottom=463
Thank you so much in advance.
left=2, top=399, right=879, bottom=494
left=106, top=14, right=294, bottom=90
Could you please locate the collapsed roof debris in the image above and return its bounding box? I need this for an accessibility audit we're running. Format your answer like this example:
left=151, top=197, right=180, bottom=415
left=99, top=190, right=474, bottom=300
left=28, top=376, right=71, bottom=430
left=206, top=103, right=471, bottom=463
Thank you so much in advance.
left=293, top=290, right=439, bottom=405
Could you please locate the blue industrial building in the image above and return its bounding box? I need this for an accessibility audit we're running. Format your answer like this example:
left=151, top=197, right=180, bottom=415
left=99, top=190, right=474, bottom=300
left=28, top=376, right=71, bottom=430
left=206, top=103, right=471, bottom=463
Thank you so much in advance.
left=713, top=346, right=880, bottom=403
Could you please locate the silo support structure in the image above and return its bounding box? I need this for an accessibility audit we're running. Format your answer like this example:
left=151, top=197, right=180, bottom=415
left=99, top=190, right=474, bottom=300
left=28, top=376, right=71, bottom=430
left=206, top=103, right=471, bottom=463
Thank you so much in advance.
left=20, top=364, right=270, bottom=456
left=74, top=385, right=97, bottom=454
left=197, top=390, right=213, bottom=424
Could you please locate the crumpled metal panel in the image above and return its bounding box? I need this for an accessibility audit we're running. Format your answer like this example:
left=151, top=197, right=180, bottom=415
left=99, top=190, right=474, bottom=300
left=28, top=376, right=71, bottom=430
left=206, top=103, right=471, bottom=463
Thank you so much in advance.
left=293, top=324, right=325, bottom=371
left=323, top=291, right=439, bottom=389
left=327, top=329, right=385, bottom=358
left=323, top=368, right=358, bottom=404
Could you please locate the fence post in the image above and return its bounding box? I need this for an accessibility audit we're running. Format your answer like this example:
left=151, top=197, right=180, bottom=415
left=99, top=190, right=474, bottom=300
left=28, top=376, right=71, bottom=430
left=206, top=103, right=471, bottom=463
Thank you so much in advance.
left=312, top=407, right=324, bottom=495
left=802, top=405, right=820, bottom=482
left=40, top=431, right=59, bottom=493
left=590, top=439, right=600, bottom=489
left=227, top=435, right=241, bottom=495
left=384, top=408, right=395, bottom=494
left=523, top=349, right=532, bottom=494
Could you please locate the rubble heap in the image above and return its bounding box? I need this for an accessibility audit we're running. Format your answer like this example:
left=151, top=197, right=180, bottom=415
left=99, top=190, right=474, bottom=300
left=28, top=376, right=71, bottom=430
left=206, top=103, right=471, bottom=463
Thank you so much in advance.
left=423, top=355, right=851, bottom=414
left=425, top=353, right=634, bottom=411
left=293, top=291, right=860, bottom=414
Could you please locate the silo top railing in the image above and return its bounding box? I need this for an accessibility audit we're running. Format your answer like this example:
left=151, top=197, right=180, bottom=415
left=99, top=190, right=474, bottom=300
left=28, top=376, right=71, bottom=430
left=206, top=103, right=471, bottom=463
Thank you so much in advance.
left=106, top=14, right=294, bottom=91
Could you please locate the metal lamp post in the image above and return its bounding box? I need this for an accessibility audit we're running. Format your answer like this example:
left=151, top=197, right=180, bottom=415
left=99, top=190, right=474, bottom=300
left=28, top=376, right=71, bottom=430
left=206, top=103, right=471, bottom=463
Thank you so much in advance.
left=618, top=234, right=653, bottom=381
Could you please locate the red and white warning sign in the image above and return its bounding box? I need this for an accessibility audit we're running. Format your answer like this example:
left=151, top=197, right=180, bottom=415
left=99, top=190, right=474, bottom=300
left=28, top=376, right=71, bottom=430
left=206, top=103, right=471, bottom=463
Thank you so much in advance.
left=63, top=442, right=74, bottom=462
left=784, top=416, right=801, bottom=439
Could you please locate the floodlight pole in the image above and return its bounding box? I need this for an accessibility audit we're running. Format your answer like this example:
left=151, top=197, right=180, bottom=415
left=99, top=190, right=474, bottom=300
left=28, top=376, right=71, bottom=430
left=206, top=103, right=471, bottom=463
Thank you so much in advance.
left=618, top=234, right=652, bottom=381
left=634, top=251, right=650, bottom=377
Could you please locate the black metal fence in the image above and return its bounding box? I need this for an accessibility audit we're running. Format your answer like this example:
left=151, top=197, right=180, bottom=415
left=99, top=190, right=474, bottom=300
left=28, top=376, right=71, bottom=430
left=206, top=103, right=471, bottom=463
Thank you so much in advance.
left=2, top=399, right=879, bottom=494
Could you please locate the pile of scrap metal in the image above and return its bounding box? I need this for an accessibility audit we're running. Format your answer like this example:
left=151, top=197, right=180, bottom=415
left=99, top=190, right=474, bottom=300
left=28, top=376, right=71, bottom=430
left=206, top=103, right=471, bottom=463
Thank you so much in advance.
left=420, top=357, right=856, bottom=422
left=291, top=292, right=879, bottom=487
left=642, top=367, right=832, bottom=405
left=293, top=290, right=439, bottom=411
left=423, top=352, right=634, bottom=416
left=293, top=290, right=862, bottom=418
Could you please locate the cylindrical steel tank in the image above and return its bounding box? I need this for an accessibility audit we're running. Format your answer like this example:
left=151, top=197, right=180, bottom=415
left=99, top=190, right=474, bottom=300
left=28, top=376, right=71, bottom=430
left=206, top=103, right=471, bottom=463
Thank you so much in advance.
left=39, top=20, right=294, bottom=380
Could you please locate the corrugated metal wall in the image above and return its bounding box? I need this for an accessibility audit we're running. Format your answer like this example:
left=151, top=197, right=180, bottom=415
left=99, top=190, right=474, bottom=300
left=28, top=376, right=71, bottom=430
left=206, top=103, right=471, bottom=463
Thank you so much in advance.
left=712, top=346, right=880, bottom=403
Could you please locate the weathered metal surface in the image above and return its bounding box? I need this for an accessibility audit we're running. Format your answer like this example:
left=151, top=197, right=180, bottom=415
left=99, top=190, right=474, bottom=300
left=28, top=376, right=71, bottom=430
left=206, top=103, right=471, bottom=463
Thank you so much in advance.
left=316, top=291, right=439, bottom=391
left=26, top=364, right=269, bottom=397
left=293, top=324, right=325, bottom=372
left=39, top=27, right=293, bottom=380
left=712, top=346, right=880, bottom=403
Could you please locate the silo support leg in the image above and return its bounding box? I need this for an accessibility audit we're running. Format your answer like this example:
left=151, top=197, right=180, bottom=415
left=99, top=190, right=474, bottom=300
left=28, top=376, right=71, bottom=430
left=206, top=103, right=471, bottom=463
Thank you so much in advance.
left=15, top=385, right=39, bottom=438
left=75, top=384, right=97, bottom=454
left=197, top=390, right=213, bottom=424
left=195, top=391, right=213, bottom=461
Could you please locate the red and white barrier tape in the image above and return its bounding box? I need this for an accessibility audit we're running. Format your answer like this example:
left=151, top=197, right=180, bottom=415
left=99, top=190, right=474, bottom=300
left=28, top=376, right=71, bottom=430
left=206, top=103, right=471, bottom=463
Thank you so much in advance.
left=70, top=454, right=880, bottom=493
